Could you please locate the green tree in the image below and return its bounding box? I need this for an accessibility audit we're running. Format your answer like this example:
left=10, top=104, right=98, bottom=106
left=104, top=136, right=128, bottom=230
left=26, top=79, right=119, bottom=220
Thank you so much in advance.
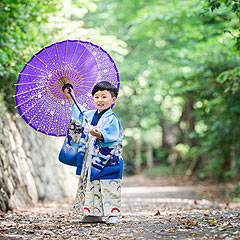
left=83, top=0, right=240, bottom=179
left=0, top=0, right=58, bottom=109
left=1, top=0, right=240, bottom=181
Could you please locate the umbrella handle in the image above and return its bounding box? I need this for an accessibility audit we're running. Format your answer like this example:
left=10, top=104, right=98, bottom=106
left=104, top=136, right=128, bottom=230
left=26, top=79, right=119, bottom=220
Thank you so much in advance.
left=62, top=84, right=90, bottom=125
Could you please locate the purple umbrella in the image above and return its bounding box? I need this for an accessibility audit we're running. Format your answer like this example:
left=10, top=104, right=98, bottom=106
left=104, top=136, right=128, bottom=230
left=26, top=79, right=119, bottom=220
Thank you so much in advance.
left=14, top=40, right=120, bottom=137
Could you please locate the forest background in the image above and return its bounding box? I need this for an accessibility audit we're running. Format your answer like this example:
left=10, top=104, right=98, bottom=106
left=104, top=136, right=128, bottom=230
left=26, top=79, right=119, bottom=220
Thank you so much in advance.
left=0, top=0, right=240, bottom=198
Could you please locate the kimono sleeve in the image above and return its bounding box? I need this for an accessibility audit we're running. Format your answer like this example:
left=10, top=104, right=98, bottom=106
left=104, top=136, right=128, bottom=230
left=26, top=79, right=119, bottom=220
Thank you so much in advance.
left=71, top=102, right=88, bottom=122
left=99, top=116, right=120, bottom=144
left=58, top=102, right=88, bottom=167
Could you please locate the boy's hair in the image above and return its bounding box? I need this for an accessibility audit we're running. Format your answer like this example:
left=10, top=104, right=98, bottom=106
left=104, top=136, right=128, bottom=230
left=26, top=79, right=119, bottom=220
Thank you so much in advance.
left=92, top=81, right=118, bottom=97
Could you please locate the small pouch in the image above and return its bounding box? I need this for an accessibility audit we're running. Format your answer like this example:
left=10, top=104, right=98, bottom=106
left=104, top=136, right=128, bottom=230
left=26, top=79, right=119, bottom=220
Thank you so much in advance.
left=58, top=120, right=82, bottom=166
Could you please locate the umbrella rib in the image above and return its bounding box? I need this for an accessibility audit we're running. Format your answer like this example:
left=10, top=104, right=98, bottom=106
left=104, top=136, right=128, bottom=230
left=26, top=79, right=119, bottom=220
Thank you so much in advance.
left=70, top=40, right=80, bottom=68
left=15, top=89, right=48, bottom=108
left=37, top=97, right=55, bottom=132
left=71, top=75, right=93, bottom=88
left=66, top=40, right=80, bottom=77
left=26, top=63, right=50, bottom=74
left=19, top=91, right=51, bottom=118
left=76, top=72, right=119, bottom=81
left=74, top=80, right=120, bottom=84
left=34, top=55, right=59, bottom=77
left=26, top=63, right=59, bottom=78
left=57, top=100, right=62, bottom=137
left=74, top=88, right=94, bottom=103
left=47, top=99, right=59, bottom=135
left=75, top=85, right=92, bottom=89
left=64, top=98, right=69, bottom=128
left=15, top=81, right=49, bottom=86
left=47, top=82, right=65, bottom=99
left=73, top=52, right=108, bottom=77
left=64, top=40, right=68, bottom=75
left=44, top=48, right=61, bottom=77
left=74, top=87, right=90, bottom=93
left=55, top=43, right=63, bottom=75
left=14, top=85, right=46, bottom=97
left=77, top=63, right=115, bottom=78
left=70, top=46, right=101, bottom=78
left=74, top=93, right=91, bottom=110
left=70, top=42, right=91, bottom=74
left=19, top=73, right=52, bottom=79
left=28, top=94, right=53, bottom=125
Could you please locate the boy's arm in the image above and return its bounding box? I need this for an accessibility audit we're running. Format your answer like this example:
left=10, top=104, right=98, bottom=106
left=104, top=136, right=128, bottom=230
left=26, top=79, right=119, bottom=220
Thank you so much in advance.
left=64, top=88, right=88, bottom=121
left=98, top=117, right=121, bottom=144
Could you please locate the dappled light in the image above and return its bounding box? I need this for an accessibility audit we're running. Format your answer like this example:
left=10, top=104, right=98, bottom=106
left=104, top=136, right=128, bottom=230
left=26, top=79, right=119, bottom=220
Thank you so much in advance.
left=0, top=0, right=240, bottom=239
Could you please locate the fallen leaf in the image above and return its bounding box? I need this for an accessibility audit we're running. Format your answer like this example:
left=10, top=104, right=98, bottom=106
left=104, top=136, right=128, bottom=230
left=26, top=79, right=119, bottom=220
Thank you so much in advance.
left=192, top=221, right=198, bottom=226
left=154, top=210, right=161, bottom=216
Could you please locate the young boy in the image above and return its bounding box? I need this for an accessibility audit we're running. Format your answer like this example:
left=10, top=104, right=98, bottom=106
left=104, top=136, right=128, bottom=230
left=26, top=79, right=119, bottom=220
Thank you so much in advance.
left=64, top=81, right=123, bottom=224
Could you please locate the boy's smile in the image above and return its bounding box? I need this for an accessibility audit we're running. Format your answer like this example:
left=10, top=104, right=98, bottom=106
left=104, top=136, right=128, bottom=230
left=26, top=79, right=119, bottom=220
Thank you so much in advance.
left=93, top=90, right=116, bottom=112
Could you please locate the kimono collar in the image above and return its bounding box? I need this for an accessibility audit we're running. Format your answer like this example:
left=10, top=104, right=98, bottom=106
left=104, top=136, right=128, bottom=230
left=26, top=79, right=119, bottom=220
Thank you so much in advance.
left=88, top=107, right=114, bottom=124
left=93, top=107, right=113, bottom=127
left=96, top=107, right=110, bottom=115
left=99, top=107, right=114, bottom=119
left=91, top=107, right=110, bottom=126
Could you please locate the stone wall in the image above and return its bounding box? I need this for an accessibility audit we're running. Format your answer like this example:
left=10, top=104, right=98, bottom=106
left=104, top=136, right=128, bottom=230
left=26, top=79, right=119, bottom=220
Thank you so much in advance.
left=0, top=101, right=78, bottom=212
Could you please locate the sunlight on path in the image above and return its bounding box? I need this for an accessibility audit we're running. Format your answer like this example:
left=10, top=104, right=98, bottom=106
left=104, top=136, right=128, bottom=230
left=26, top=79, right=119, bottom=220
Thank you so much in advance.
left=0, top=176, right=239, bottom=239
left=122, top=186, right=199, bottom=198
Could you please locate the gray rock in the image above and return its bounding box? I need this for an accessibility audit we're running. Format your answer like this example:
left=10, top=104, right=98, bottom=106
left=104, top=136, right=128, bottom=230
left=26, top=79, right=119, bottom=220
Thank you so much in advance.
left=0, top=101, right=77, bottom=212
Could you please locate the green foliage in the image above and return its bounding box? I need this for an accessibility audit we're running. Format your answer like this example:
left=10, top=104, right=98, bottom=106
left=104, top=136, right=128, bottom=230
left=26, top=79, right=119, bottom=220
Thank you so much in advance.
left=81, top=0, right=240, bottom=181
left=0, top=0, right=58, bottom=110
left=1, top=0, right=240, bottom=182
left=207, top=0, right=240, bottom=12
left=205, top=0, right=240, bottom=52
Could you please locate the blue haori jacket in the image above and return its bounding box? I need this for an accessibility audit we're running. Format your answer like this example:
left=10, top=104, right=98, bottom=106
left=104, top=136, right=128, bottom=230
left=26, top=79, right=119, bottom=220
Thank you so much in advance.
left=69, top=103, right=123, bottom=182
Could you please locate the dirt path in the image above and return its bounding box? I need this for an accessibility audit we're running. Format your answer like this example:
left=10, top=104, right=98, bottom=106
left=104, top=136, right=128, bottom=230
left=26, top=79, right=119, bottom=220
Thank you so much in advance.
left=0, top=175, right=239, bottom=239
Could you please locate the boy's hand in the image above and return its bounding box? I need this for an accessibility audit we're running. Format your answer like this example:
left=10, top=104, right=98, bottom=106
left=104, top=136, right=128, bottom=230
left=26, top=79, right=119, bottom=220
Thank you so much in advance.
left=90, top=129, right=103, bottom=141
left=64, top=88, right=75, bottom=107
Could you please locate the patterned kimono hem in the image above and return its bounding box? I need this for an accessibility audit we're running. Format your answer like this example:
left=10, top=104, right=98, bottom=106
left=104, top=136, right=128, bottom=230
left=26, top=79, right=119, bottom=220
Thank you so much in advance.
left=73, top=177, right=121, bottom=217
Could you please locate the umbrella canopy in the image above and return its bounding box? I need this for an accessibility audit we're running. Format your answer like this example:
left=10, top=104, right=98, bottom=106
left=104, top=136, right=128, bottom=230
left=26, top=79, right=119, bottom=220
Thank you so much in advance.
left=14, top=40, right=120, bottom=137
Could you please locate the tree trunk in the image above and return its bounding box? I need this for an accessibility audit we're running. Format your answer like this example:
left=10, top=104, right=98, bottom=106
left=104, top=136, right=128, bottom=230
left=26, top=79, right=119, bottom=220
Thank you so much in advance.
left=186, top=98, right=197, bottom=147
left=146, top=144, right=153, bottom=169
left=160, top=118, right=170, bottom=149
left=135, top=139, right=142, bottom=174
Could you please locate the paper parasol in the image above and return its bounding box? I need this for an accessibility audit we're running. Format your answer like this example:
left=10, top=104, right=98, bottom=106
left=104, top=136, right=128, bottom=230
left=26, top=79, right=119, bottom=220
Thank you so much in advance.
left=14, top=40, right=120, bottom=137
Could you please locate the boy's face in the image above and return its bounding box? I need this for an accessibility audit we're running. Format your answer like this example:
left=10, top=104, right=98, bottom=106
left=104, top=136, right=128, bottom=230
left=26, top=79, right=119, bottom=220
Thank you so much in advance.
left=93, top=90, right=116, bottom=112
